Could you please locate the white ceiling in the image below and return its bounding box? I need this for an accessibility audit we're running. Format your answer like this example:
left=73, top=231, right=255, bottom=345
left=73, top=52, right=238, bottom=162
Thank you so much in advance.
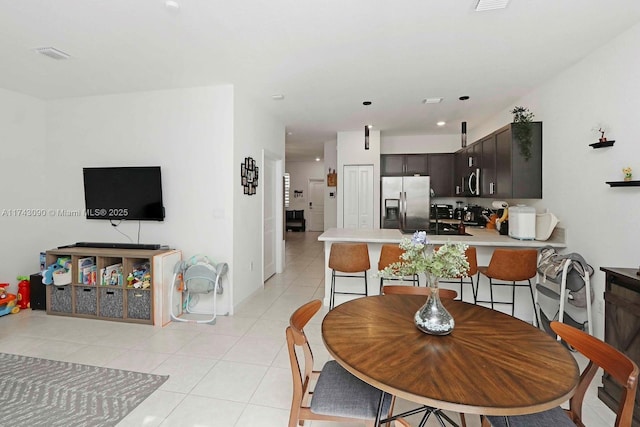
left=2, top=0, right=640, bottom=161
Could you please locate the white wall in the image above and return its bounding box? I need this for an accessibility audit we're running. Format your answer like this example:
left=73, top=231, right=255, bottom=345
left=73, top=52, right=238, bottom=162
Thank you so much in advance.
left=0, top=89, right=46, bottom=289
left=324, top=139, right=338, bottom=230
left=233, top=86, right=285, bottom=308
left=468, top=22, right=640, bottom=338
left=382, top=134, right=461, bottom=154
left=337, top=130, right=381, bottom=228
left=43, top=85, right=236, bottom=312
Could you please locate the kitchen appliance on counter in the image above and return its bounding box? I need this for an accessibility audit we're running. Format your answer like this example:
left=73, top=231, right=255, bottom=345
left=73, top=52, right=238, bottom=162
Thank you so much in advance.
left=454, top=201, right=465, bottom=220
left=463, top=205, right=488, bottom=227
left=509, top=205, right=536, bottom=240
left=430, top=204, right=453, bottom=220
left=381, top=176, right=430, bottom=233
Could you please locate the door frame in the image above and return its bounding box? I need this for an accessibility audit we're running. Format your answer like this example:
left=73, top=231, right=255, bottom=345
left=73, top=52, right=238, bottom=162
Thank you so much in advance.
left=308, top=178, right=325, bottom=232
left=262, top=149, right=284, bottom=282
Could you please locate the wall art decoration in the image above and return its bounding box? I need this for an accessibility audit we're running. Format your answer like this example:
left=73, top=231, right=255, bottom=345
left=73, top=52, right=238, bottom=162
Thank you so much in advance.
left=241, top=157, right=259, bottom=195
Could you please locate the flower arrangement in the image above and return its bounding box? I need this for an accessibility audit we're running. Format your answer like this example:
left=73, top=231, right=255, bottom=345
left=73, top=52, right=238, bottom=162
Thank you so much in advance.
left=623, top=166, right=633, bottom=181
left=378, top=231, right=470, bottom=283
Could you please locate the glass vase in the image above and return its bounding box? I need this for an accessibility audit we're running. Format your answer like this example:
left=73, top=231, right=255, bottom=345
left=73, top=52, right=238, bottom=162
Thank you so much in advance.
left=414, top=274, right=455, bottom=335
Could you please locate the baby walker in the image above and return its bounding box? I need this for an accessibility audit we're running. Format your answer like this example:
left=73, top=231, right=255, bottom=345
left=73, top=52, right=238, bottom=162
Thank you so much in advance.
left=169, top=255, right=228, bottom=324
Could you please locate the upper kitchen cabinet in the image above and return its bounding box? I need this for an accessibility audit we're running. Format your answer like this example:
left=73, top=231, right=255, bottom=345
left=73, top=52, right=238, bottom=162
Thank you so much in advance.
left=427, top=153, right=454, bottom=197
left=454, top=143, right=482, bottom=196
left=381, top=154, right=429, bottom=176
left=481, top=122, right=543, bottom=199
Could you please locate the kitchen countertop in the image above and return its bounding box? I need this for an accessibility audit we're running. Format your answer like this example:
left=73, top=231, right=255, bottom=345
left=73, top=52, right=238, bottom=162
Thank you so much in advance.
left=318, top=227, right=566, bottom=248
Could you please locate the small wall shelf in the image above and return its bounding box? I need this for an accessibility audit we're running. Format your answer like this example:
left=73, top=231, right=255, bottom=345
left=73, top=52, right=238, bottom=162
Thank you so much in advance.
left=589, top=140, right=615, bottom=148
left=606, top=180, right=640, bottom=187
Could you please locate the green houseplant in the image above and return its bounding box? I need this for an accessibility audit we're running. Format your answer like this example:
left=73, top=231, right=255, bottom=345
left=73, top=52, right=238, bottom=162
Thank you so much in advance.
left=511, top=106, right=535, bottom=161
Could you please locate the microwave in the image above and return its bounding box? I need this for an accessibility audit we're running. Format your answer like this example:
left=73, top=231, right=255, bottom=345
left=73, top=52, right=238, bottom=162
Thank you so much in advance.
left=460, top=168, right=481, bottom=197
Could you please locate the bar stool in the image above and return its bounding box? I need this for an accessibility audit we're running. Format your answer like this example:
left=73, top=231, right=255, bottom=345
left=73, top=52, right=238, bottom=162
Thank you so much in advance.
left=377, top=244, right=419, bottom=294
left=437, top=246, right=478, bottom=303
left=328, top=243, right=370, bottom=310
left=477, top=248, right=540, bottom=326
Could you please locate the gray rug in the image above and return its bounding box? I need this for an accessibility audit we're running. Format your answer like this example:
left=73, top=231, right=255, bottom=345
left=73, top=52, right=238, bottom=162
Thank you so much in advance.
left=0, top=353, right=169, bottom=427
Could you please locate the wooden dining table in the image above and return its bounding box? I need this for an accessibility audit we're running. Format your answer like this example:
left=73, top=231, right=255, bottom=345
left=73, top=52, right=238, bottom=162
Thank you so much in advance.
left=321, top=295, right=579, bottom=424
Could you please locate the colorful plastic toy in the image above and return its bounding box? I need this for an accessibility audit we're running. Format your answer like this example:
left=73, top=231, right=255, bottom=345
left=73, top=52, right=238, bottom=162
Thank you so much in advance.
left=16, top=276, right=30, bottom=309
left=0, top=284, right=19, bottom=316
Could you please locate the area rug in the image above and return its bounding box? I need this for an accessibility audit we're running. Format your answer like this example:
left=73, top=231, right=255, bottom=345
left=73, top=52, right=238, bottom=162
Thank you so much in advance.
left=0, top=353, right=169, bottom=427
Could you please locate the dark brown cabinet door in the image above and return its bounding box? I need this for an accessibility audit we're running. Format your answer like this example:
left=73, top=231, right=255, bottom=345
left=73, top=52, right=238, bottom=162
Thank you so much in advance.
left=495, top=127, right=513, bottom=198
left=381, top=155, right=405, bottom=176
left=481, top=135, right=496, bottom=197
left=404, top=154, right=429, bottom=175
left=427, top=153, right=454, bottom=197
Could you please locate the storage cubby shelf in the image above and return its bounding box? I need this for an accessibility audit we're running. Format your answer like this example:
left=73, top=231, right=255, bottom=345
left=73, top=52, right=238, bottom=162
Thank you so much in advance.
left=589, top=140, right=615, bottom=148
left=606, top=180, right=640, bottom=187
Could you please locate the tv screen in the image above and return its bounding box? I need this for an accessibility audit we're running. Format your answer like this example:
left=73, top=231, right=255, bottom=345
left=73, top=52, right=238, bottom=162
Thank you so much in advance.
left=83, top=166, right=165, bottom=221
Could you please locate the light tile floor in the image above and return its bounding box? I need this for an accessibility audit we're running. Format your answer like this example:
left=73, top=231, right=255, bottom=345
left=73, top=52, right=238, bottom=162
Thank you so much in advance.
left=0, top=232, right=615, bottom=426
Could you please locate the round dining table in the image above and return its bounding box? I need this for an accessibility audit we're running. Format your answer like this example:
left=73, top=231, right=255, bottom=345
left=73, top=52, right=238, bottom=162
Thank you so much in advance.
left=321, top=295, right=579, bottom=419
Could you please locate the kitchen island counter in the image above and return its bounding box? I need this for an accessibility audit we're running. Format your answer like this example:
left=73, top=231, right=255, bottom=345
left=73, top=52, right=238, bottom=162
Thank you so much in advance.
left=318, top=227, right=566, bottom=322
left=318, top=226, right=565, bottom=248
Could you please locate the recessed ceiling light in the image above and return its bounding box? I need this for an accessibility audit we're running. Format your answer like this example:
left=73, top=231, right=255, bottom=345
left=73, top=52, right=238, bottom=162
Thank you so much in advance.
left=363, top=101, right=372, bottom=106
left=437, top=121, right=446, bottom=127
left=33, top=47, right=71, bottom=60
left=165, top=1, right=180, bottom=11
left=287, top=131, right=293, bottom=136
left=272, top=94, right=285, bottom=100
left=422, top=98, right=443, bottom=104
left=459, top=96, right=470, bottom=101
left=315, top=158, right=321, bottom=162
left=475, top=0, right=510, bottom=12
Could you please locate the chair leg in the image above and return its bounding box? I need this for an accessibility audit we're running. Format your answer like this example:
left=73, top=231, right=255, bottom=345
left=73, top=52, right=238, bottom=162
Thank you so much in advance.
left=364, top=273, right=368, bottom=297
left=459, top=278, right=463, bottom=301
left=330, top=271, right=336, bottom=310
left=528, top=279, right=540, bottom=326
left=489, top=278, right=495, bottom=310
left=460, top=413, right=467, bottom=427
left=380, top=277, right=384, bottom=295
left=511, top=281, right=516, bottom=316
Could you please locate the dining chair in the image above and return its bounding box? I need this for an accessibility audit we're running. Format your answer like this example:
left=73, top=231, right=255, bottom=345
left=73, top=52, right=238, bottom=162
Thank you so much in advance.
left=476, top=248, right=540, bottom=326
left=482, top=321, right=639, bottom=427
left=378, top=244, right=420, bottom=293
left=286, top=299, right=394, bottom=427
left=328, top=243, right=370, bottom=309
left=382, top=284, right=458, bottom=300
left=437, top=246, right=478, bottom=303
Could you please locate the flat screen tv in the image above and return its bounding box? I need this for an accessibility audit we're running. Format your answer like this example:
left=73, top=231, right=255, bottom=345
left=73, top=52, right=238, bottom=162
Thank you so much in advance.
left=83, top=166, right=165, bottom=221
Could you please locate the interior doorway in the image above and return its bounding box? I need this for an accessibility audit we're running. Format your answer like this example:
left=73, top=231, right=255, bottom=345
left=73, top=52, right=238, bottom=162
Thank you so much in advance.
left=263, top=150, right=284, bottom=282
left=308, top=179, right=324, bottom=232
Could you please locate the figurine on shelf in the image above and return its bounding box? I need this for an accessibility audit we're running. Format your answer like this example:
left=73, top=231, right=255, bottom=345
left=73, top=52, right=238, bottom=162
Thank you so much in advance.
left=598, top=127, right=607, bottom=142
left=623, top=166, right=633, bottom=181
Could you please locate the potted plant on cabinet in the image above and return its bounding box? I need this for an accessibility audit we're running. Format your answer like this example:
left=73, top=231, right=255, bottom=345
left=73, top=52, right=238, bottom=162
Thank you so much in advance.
left=511, top=106, right=535, bottom=161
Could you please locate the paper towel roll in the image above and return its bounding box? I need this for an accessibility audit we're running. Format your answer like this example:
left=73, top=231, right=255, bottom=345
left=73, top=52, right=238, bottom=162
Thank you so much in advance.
left=492, top=201, right=508, bottom=209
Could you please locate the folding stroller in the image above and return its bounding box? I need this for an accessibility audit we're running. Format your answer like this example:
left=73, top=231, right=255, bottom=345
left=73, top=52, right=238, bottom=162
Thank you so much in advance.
left=170, top=255, right=228, bottom=324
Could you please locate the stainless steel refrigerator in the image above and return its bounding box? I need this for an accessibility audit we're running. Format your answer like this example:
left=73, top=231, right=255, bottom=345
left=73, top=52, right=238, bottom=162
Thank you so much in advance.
left=381, top=176, right=430, bottom=232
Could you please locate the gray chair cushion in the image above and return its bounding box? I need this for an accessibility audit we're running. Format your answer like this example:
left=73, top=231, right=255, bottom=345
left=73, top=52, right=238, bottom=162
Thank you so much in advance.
left=310, top=360, right=393, bottom=419
left=486, top=406, right=575, bottom=427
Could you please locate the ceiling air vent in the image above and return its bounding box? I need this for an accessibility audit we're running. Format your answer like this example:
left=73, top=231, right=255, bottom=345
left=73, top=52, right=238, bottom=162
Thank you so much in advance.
left=475, top=0, right=510, bottom=11
left=34, top=47, right=71, bottom=60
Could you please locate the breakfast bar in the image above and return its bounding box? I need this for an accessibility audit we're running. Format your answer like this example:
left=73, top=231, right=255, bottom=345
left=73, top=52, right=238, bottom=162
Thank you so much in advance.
left=318, top=227, right=567, bottom=321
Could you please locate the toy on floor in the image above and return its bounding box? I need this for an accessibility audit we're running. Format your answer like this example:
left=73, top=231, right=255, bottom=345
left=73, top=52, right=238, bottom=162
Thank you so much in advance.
left=16, top=276, right=30, bottom=309
left=0, top=283, right=19, bottom=316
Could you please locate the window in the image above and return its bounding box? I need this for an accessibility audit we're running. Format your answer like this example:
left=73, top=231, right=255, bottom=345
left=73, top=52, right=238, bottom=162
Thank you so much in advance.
left=284, top=173, right=290, bottom=208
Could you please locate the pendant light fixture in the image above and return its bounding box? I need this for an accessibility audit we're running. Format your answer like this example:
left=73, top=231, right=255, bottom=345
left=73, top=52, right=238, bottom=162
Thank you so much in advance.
left=459, top=96, right=469, bottom=148
left=365, top=125, right=370, bottom=150
left=363, top=101, right=372, bottom=150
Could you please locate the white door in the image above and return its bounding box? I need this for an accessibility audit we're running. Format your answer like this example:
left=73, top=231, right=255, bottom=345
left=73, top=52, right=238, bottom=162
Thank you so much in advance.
left=308, top=179, right=325, bottom=232
left=263, top=157, right=276, bottom=281
left=343, top=165, right=374, bottom=229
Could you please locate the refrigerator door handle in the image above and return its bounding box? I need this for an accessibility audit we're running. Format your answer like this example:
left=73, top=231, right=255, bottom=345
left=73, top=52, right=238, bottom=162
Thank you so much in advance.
left=399, top=191, right=404, bottom=230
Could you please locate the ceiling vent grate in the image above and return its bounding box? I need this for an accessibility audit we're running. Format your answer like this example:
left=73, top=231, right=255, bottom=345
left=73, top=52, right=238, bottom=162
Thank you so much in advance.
left=34, top=47, right=71, bottom=60
left=475, top=0, right=510, bottom=11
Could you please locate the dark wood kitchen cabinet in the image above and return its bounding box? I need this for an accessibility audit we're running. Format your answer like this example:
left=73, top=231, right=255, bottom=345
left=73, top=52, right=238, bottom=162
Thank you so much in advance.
left=427, top=153, right=454, bottom=197
left=479, top=122, right=543, bottom=199
left=599, top=267, right=640, bottom=427
left=454, top=143, right=481, bottom=196
left=381, top=154, right=429, bottom=176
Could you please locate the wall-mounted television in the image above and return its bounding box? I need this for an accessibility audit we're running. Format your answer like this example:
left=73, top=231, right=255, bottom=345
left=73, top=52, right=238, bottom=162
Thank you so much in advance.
left=83, top=166, right=165, bottom=221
